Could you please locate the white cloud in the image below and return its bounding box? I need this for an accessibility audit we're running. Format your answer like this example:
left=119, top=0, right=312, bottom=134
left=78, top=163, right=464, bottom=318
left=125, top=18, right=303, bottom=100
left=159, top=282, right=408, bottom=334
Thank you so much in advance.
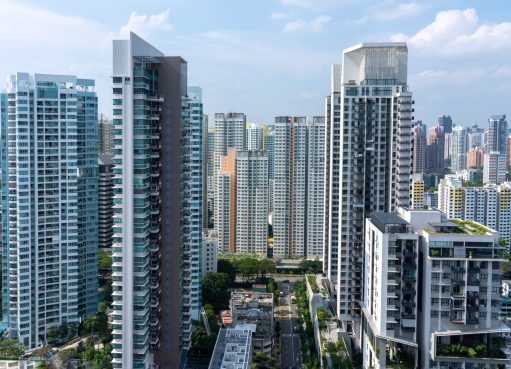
left=365, top=1, right=424, bottom=22
left=284, top=15, right=332, bottom=32
left=118, top=9, right=173, bottom=38
left=391, top=8, right=511, bottom=56
left=270, top=11, right=294, bottom=20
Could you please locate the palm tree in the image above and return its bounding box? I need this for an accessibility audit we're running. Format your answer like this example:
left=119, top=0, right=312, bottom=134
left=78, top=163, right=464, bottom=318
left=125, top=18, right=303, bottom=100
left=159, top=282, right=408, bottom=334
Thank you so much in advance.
left=82, top=315, right=98, bottom=337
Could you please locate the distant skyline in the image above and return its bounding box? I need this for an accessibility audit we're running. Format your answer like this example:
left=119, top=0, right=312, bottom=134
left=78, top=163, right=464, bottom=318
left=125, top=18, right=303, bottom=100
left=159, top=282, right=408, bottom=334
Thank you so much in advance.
left=1, top=0, right=510, bottom=126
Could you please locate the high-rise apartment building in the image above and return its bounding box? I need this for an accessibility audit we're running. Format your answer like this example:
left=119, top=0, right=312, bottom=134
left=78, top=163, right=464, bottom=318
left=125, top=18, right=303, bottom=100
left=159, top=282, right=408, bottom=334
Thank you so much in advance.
left=111, top=33, right=201, bottom=369
left=362, top=212, right=419, bottom=369
left=438, top=175, right=511, bottom=245
left=438, top=114, right=453, bottom=133
left=246, top=123, right=263, bottom=150
left=0, top=92, right=7, bottom=296
left=215, top=149, right=236, bottom=253
left=466, top=147, right=484, bottom=170
left=410, top=173, right=425, bottom=209
left=98, top=153, right=114, bottom=249
left=326, top=43, right=413, bottom=332
left=324, top=64, right=341, bottom=282
left=412, top=121, right=426, bottom=173
left=399, top=208, right=509, bottom=369
left=1, top=73, right=98, bottom=348
left=273, top=116, right=307, bottom=258
left=451, top=125, right=467, bottom=172
left=235, top=150, right=268, bottom=256
left=99, top=114, right=112, bottom=153
left=484, top=151, right=506, bottom=185
left=214, top=113, right=246, bottom=173
left=263, top=128, right=275, bottom=180
left=425, top=125, right=445, bottom=174
left=207, top=129, right=215, bottom=178
left=487, top=114, right=507, bottom=154
left=307, top=116, right=326, bottom=259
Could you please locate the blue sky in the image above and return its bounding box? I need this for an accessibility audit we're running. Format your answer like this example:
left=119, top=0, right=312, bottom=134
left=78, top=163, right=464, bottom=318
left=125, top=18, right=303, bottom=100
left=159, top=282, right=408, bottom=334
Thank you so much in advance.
left=0, top=0, right=510, bottom=127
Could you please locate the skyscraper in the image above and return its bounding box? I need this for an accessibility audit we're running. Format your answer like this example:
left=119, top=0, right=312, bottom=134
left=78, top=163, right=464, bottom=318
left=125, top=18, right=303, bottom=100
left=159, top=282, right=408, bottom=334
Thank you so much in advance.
left=1, top=73, right=98, bottom=347
left=207, top=129, right=215, bottom=178
left=466, top=147, right=484, bottom=170
left=438, top=114, right=453, bottom=133
left=214, top=112, right=246, bottom=173
left=410, top=173, right=425, bottom=209
left=487, top=114, right=507, bottom=154
left=99, top=113, right=112, bottom=153
left=412, top=121, right=426, bottom=173
left=306, top=116, right=326, bottom=259
left=98, top=153, right=114, bottom=249
left=216, top=149, right=236, bottom=253
left=111, top=32, right=201, bottom=369
left=484, top=151, right=506, bottom=185
left=264, top=128, right=275, bottom=180
left=324, top=64, right=341, bottom=283
left=273, top=116, right=307, bottom=258
left=246, top=123, right=263, bottom=150
left=235, top=150, right=269, bottom=256
left=326, top=43, right=413, bottom=332
left=451, top=125, right=467, bottom=172
left=425, top=125, right=445, bottom=174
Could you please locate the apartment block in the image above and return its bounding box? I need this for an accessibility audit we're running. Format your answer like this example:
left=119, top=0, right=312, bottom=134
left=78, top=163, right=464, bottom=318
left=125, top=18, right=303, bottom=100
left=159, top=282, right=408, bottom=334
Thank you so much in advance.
left=410, top=173, right=425, bottom=209
left=214, top=113, right=246, bottom=173
left=246, top=123, right=263, bottom=150
left=111, top=33, right=201, bottom=369
left=1, top=73, right=98, bottom=347
left=208, top=328, right=252, bottom=369
left=484, top=151, right=506, bottom=185
left=326, top=43, right=413, bottom=332
left=98, top=153, right=114, bottom=249
left=362, top=213, right=419, bottom=369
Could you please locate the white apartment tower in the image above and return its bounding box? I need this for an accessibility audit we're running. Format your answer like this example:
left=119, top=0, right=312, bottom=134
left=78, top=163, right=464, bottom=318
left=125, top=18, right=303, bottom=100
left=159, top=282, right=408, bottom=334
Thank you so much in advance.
left=307, top=116, right=326, bottom=259
left=214, top=113, right=246, bottom=173
left=246, top=123, right=263, bottom=150
left=273, top=116, right=307, bottom=258
left=235, top=150, right=269, bottom=256
left=484, top=151, right=506, bottom=185
left=410, top=173, right=425, bottom=209
left=362, top=213, right=419, bottom=369
left=1, top=73, right=98, bottom=348
left=111, top=33, right=201, bottom=369
left=451, top=126, right=467, bottom=172
left=326, top=43, right=413, bottom=332
left=398, top=208, right=511, bottom=369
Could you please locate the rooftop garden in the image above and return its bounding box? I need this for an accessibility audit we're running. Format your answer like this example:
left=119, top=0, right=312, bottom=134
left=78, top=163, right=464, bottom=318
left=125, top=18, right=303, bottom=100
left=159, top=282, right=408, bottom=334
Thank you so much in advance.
left=436, top=336, right=508, bottom=360
left=449, top=219, right=491, bottom=235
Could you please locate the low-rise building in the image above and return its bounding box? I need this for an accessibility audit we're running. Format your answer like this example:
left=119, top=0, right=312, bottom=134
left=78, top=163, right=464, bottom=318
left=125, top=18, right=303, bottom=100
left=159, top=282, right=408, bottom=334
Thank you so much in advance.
left=230, top=291, right=274, bottom=355
left=208, top=327, right=252, bottom=369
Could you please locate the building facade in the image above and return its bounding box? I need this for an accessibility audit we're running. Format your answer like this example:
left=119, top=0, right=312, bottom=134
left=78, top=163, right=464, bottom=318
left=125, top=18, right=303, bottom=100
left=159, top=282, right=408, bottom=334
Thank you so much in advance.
left=326, top=43, right=413, bottom=332
left=246, top=124, right=263, bottom=150
left=487, top=114, right=507, bottom=154
left=111, top=33, right=201, bottom=369
left=1, top=73, right=98, bottom=347
left=362, top=213, right=419, bottom=369
left=484, top=151, right=506, bottom=185
left=214, top=113, right=246, bottom=173
left=273, top=116, right=307, bottom=258
left=438, top=114, right=453, bottom=134
left=425, top=125, right=445, bottom=174
left=412, top=121, right=426, bottom=174
left=410, top=173, right=425, bottom=209
left=451, top=125, right=467, bottom=173
left=235, top=150, right=269, bottom=256
left=466, top=147, right=484, bottom=170
left=99, top=114, right=112, bottom=153
left=307, top=116, right=326, bottom=259
left=98, top=153, right=114, bottom=249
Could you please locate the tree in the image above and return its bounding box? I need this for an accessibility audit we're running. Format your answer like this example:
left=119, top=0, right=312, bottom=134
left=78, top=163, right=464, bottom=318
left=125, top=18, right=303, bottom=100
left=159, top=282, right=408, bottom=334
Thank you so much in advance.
left=204, top=304, right=220, bottom=334
left=299, top=259, right=323, bottom=274
left=82, top=315, right=99, bottom=336
left=217, top=259, right=237, bottom=285
left=202, top=272, right=231, bottom=311
left=188, top=327, right=217, bottom=357
left=236, top=257, right=258, bottom=283
left=0, top=339, right=25, bottom=359
left=256, top=259, right=275, bottom=282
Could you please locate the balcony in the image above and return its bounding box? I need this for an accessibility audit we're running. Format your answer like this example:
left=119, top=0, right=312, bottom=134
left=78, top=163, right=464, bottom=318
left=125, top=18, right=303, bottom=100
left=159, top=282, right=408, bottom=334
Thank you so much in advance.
left=451, top=266, right=465, bottom=273
left=467, top=279, right=480, bottom=286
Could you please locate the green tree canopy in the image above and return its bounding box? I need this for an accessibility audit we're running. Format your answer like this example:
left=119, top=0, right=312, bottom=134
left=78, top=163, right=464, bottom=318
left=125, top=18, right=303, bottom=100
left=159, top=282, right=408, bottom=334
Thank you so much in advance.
left=202, top=273, right=231, bottom=312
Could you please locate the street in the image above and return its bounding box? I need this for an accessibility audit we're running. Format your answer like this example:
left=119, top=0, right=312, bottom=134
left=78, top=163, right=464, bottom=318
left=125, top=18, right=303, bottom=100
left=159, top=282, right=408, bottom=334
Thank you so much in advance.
left=276, top=280, right=301, bottom=369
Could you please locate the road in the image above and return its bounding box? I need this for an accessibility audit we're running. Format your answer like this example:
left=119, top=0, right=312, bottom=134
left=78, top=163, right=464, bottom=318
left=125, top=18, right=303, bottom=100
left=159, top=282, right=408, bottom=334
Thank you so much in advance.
left=277, top=280, right=301, bottom=369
